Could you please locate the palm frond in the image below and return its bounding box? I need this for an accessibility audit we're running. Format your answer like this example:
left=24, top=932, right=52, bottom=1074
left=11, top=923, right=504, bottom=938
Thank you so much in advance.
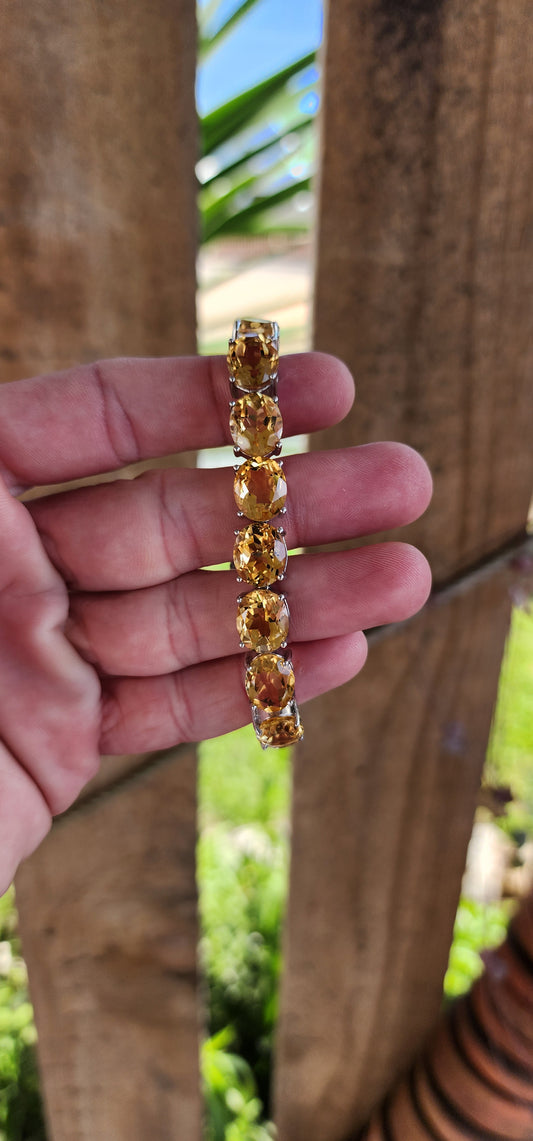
left=200, top=50, right=316, bottom=154
left=199, top=0, right=265, bottom=59
left=202, top=177, right=312, bottom=241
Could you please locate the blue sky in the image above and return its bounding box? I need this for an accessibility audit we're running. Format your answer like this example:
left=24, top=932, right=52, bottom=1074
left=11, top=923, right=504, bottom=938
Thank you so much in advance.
left=197, top=0, right=323, bottom=115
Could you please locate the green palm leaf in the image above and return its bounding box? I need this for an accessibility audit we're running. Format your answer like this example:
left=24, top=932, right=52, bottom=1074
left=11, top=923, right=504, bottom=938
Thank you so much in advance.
left=197, top=0, right=320, bottom=240
left=199, top=0, right=265, bottom=59
left=200, top=50, right=316, bottom=154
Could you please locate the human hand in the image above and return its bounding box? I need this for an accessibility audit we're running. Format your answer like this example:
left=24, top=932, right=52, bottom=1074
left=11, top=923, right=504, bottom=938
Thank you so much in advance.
left=0, top=352, right=432, bottom=893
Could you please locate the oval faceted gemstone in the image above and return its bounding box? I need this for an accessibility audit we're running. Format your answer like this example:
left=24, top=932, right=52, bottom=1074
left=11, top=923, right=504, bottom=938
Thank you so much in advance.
left=257, top=714, right=304, bottom=749
left=234, top=459, right=287, bottom=522
left=233, top=523, right=287, bottom=587
left=245, top=653, right=295, bottom=710
left=230, top=393, right=283, bottom=457
left=236, top=589, right=289, bottom=651
left=227, top=332, right=279, bottom=391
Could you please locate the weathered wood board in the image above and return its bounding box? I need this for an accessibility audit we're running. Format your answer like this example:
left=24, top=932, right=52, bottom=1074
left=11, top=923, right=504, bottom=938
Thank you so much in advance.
left=0, top=0, right=197, bottom=379
left=310, top=0, right=533, bottom=585
left=2, top=2, right=202, bottom=1137
left=275, top=564, right=518, bottom=1138
left=16, top=747, right=202, bottom=1141
left=274, top=0, right=533, bottom=1133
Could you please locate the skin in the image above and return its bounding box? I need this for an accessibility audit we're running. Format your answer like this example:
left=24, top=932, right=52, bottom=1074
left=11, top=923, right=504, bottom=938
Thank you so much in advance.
left=0, top=351, right=432, bottom=895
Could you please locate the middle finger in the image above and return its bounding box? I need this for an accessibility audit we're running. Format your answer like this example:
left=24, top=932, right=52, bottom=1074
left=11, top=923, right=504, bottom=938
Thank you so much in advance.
left=66, top=543, right=431, bottom=676
left=30, top=443, right=432, bottom=591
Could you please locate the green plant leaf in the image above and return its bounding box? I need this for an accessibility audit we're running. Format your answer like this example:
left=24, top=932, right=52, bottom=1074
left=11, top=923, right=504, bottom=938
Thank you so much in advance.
left=202, top=176, right=311, bottom=240
left=198, top=115, right=314, bottom=187
left=200, top=50, right=316, bottom=153
left=199, top=0, right=265, bottom=59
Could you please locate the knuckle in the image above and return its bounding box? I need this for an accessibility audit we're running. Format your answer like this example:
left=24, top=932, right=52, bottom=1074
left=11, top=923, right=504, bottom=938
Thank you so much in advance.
left=167, top=579, right=201, bottom=670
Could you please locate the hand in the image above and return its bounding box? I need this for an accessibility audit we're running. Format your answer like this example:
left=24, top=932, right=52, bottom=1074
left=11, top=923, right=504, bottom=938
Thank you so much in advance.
left=0, top=352, right=432, bottom=893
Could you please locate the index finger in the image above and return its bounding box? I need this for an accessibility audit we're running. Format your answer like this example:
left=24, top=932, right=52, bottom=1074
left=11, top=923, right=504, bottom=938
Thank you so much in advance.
left=0, top=352, right=354, bottom=489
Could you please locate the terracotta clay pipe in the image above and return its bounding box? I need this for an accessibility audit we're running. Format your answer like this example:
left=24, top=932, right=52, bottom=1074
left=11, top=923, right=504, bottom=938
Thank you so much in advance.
left=358, top=890, right=533, bottom=1140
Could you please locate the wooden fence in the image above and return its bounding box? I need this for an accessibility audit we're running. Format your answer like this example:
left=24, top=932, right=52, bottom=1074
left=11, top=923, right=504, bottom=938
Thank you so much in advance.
left=2, top=1, right=532, bottom=1138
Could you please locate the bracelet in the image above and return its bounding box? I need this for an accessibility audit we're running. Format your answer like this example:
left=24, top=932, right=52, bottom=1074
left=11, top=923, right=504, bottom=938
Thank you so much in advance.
left=228, top=317, right=304, bottom=750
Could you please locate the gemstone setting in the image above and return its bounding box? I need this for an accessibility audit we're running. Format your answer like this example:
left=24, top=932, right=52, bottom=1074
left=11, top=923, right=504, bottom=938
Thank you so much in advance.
left=228, top=318, right=303, bottom=748
left=228, top=322, right=279, bottom=391
left=236, top=589, right=289, bottom=651
left=254, top=712, right=304, bottom=749
left=233, top=458, right=287, bottom=521
left=245, top=653, right=295, bottom=710
left=229, top=393, right=283, bottom=458
left=233, top=523, right=287, bottom=587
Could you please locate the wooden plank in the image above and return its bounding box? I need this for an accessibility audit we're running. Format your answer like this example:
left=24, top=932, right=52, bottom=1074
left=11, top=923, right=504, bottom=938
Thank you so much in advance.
left=275, top=1, right=533, bottom=1133
left=0, top=0, right=197, bottom=379
left=1, top=3, right=201, bottom=1136
left=310, top=0, right=533, bottom=584
left=275, top=564, right=516, bottom=1139
left=15, top=747, right=202, bottom=1141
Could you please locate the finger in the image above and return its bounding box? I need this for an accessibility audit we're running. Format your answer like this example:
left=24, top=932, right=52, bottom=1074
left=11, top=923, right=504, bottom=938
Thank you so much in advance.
left=0, top=476, right=101, bottom=816
left=67, top=543, right=431, bottom=676
left=31, top=443, right=433, bottom=590
left=0, top=352, right=354, bottom=488
left=99, top=631, right=368, bottom=754
left=0, top=743, right=51, bottom=897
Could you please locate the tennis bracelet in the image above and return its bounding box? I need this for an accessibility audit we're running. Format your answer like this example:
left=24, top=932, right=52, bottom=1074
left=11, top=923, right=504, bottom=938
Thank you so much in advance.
left=228, top=318, right=304, bottom=749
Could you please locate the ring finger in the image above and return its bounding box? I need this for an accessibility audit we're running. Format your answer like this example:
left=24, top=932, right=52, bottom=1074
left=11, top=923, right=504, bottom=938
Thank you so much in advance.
left=67, top=542, right=431, bottom=676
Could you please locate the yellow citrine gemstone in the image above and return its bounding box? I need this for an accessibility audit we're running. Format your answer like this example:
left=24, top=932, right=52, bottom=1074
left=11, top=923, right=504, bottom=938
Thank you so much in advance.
left=227, top=331, right=279, bottom=391
left=236, top=589, right=289, bottom=651
left=234, top=458, right=287, bottom=522
left=256, top=714, right=304, bottom=749
left=233, top=523, right=287, bottom=587
left=245, top=653, right=295, bottom=710
left=229, top=393, right=283, bottom=457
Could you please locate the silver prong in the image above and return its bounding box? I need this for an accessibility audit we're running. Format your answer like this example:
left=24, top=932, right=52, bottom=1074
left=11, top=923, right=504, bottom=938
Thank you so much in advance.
left=277, top=573, right=285, bottom=582
left=237, top=510, right=244, bottom=517
left=239, top=641, right=246, bottom=649
left=279, top=507, right=287, bottom=515
left=229, top=400, right=236, bottom=408
left=278, top=527, right=285, bottom=536
left=236, top=576, right=243, bottom=583
left=233, top=463, right=241, bottom=472
left=233, top=446, right=243, bottom=456
left=280, top=640, right=288, bottom=649
left=278, top=592, right=287, bottom=603
left=234, top=529, right=240, bottom=536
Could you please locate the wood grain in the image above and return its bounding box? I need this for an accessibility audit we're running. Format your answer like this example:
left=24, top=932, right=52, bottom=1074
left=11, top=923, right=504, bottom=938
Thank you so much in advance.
left=2, top=2, right=201, bottom=1136
left=275, top=565, right=517, bottom=1139
left=16, top=747, right=202, bottom=1141
left=0, top=0, right=197, bottom=380
left=311, top=0, right=533, bottom=584
left=275, top=1, right=533, bottom=1134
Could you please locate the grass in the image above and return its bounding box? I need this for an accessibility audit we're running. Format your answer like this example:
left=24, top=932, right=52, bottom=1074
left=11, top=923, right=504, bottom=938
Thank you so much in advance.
left=486, top=603, right=533, bottom=838
left=198, top=724, right=291, bottom=1135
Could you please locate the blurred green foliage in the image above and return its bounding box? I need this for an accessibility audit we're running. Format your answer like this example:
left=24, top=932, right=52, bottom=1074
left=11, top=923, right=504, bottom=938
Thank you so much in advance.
left=202, top=1027, right=275, bottom=1140
left=197, top=0, right=319, bottom=240
left=198, top=723, right=291, bottom=1129
left=486, top=604, right=533, bottom=840
left=443, top=897, right=511, bottom=1000
left=0, top=891, right=45, bottom=1141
